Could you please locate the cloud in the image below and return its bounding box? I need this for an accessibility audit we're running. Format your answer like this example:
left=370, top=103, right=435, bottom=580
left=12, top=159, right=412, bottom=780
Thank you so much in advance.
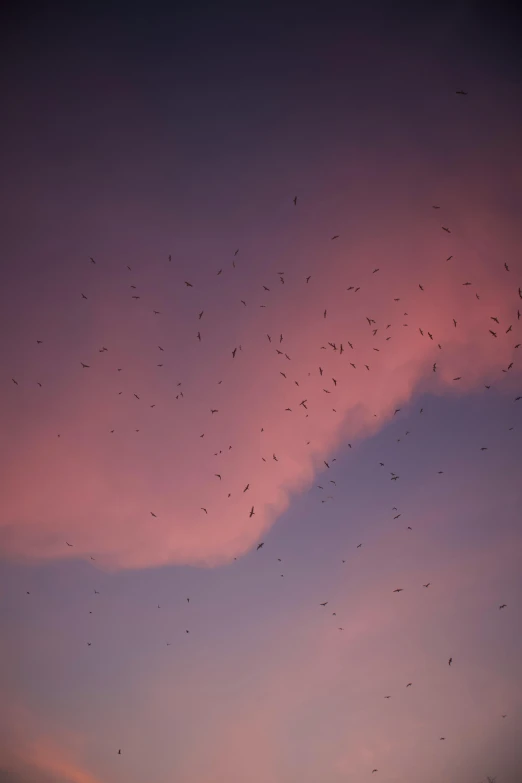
left=1, top=179, right=520, bottom=570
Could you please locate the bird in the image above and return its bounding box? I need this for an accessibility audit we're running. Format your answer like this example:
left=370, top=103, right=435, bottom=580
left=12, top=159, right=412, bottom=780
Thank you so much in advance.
left=65, top=541, right=73, bottom=547
left=441, top=226, right=451, bottom=233
left=249, top=506, right=255, bottom=518
left=331, top=235, right=339, bottom=240
left=423, top=583, right=431, bottom=588
left=293, top=196, right=297, bottom=205
left=372, top=770, right=378, bottom=774
left=406, top=683, right=412, bottom=687
left=257, top=543, right=264, bottom=550
left=118, top=749, right=121, bottom=755
left=448, top=658, right=452, bottom=666
left=393, top=588, right=403, bottom=593
left=150, top=512, right=157, bottom=517
left=499, top=604, right=507, bottom=609
left=456, top=89, right=468, bottom=94
left=80, top=362, right=90, bottom=368
left=184, top=281, right=193, bottom=287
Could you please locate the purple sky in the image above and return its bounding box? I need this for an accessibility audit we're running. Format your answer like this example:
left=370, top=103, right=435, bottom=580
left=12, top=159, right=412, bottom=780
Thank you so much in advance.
left=1, top=2, right=522, bottom=782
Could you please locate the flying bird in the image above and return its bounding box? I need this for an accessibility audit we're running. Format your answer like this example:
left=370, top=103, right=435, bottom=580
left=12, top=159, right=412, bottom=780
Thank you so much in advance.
left=257, top=542, right=264, bottom=550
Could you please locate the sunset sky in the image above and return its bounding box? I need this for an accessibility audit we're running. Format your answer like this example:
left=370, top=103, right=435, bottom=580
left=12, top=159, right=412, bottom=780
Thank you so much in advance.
left=1, top=2, right=522, bottom=782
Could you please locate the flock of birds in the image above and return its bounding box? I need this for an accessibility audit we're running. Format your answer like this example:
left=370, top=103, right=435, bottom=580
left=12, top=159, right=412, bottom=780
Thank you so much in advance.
left=9, top=88, right=521, bottom=780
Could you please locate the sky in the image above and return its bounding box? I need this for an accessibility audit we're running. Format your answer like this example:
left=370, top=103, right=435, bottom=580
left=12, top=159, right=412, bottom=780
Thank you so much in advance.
left=1, top=1, right=522, bottom=781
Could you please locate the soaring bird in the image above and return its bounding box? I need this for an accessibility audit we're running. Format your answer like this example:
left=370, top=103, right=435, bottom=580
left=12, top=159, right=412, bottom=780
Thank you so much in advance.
left=441, top=226, right=451, bottom=233
left=249, top=506, right=255, bottom=518
left=448, top=658, right=452, bottom=666
left=81, top=362, right=90, bottom=368
left=423, top=583, right=431, bottom=588
left=456, top=89, right=468, bottom=94
left=393, top=588, right=403, bottom=593
left=499, top=604, right=507, bottom=609
left=184, top=281, right=193, bottom=287
left=331, top=235, right=339, bottom=240
left=65, top=541, right=73, bottom=547
left=257, top=542, right=264, bottom=550
left=320, top=602, right=328, bottom=606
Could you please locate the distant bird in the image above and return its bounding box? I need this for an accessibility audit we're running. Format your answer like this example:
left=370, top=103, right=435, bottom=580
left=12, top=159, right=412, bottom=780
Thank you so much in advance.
left=118, top=750, right=121, bottom=755
left=65, top=541, right=73, bottom=547
left=150, top=512, right=157, bottom=517
left=440, top=737, right=445, bottom=741
left=81, top=362, right=90, bottom=368
left=306, top=275, right=311, bottom=283
left=320, top=602, right=328, bottom=606
left=393, top=588, right=403, bottom=593
left=11, top=378, right=18, bottom=385
left=406, top=683, right=412, bottom=687
left=372, top=770, right=378, bottom=774
left=257, top=542, right=264, bottom=550
left=81, top=293, right=88, bottom=299
left=210, top=409, right=218, bottom=414
left=201, top=508, right=207, bottom=514
left=423, top=583, right=431, bottom=588
left=184, top=281, right=193, bottom=287
left=456, top=89, right=468, bottom=94
left=499, top=604, right=507, bottom=609
left=331, top=235, right=339, bottom=240
left=249, top=506, right=255, bottom=518
left=293, top=196, right=297, bottom=205
left=504, top=262, right=509, bottom=271
left=432, top=205, right=440, bottom=209
left=357, top=544, right=362, bottom=548
left=448, top=658, right=452, bottom=666
left=384, top=695, right=391, bottom=699
left=441, top=226, right=451, bottom=233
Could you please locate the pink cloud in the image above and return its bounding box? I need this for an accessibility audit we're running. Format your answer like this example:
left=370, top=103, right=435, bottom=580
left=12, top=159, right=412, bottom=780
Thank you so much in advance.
left=1, top=190, right=520, bottom=570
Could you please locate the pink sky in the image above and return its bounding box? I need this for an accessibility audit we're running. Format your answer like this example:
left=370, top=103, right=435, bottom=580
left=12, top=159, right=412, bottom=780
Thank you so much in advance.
left=1, top=4, right=522, bottom=782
